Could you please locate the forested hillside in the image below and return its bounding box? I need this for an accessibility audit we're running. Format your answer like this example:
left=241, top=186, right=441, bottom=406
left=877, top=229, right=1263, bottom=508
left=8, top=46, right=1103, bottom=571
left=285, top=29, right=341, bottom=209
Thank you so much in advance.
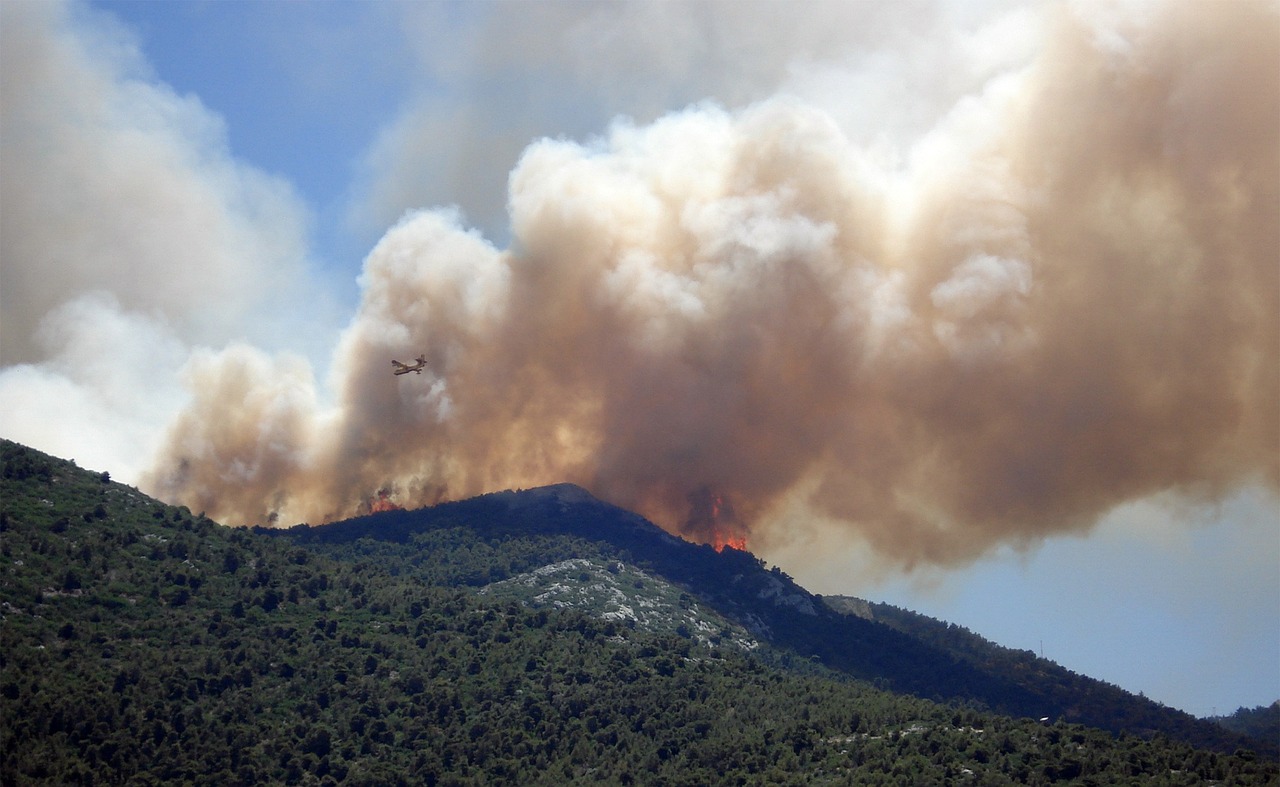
left=274, top=483, right=1268, bottom=757
left=2, top=440, right=1276, bottom=785
left=823, top=596, right=1280, bottom=761
left=1210, top=703, right=1280, bottom=750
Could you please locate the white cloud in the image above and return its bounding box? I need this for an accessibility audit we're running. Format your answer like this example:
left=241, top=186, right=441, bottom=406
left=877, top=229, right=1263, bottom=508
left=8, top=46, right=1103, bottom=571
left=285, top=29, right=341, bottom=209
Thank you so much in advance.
left=0, top=0, right=322, bottom=366
left=0, top=293, right=187, bottom=483
left=350, top=1, right=1027, bottom=247
left=0, top=0, right=341, bottom=482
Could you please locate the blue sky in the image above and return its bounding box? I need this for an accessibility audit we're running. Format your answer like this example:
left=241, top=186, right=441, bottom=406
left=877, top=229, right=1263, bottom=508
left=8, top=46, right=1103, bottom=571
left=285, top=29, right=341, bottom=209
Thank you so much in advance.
left=1, top=0, right=1276, bottom=719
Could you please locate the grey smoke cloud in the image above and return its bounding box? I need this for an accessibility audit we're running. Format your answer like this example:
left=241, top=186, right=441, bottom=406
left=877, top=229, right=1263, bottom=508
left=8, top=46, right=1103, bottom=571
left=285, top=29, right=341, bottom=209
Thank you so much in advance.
left=144, top=0, right=1278, bottom=569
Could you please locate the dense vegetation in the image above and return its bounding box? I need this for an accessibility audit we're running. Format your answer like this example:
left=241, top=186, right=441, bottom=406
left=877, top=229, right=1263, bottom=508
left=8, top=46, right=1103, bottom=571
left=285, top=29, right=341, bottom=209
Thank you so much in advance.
left=823, top=597, right=1280, bottom=761
left=2, top=440, right=1276, bottom=785
left=1210, top=703, right=1280, bottom=750
left=276, top=484, right=1269, bottom=758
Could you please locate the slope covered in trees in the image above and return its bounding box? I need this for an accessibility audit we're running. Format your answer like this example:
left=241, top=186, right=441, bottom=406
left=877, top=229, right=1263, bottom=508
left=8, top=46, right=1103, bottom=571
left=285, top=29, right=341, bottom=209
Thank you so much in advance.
left=823, top=596, right=1280, bottom=761
left=276, top=483, right=1268, bottom=757
left=1210, top=702, right=1280, bottom=749
left=2, top=440, right=1275, bottom=785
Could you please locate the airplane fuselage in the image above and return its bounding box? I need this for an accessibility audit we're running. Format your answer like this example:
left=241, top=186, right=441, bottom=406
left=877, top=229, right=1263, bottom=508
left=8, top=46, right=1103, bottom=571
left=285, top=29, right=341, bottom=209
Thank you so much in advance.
left=392, top=356, right=427, bottom=375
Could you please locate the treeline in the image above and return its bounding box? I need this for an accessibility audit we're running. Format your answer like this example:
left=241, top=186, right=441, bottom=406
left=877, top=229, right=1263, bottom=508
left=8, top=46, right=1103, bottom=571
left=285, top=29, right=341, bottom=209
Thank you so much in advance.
left=273, top=483, right=1270, bottom=757
left=2, top=440, right=1276, bottom=784
left=1210, top=703, right=1280, bottom=748
left=824, top=597, right=1280, bottom=760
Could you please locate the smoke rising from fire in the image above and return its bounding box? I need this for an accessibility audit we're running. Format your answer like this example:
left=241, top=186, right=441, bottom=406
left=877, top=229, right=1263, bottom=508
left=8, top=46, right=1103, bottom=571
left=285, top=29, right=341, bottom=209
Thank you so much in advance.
left=0, top=1, right=324, bottom=367
left=0, top=0, right=343, bottom=480
left=139, top=1, right=1277, bottom=568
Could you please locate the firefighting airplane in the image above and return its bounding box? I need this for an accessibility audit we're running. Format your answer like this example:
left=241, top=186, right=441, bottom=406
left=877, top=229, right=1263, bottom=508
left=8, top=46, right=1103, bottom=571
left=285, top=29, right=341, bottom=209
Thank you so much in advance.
left=392, top=355, right=428, bottom=375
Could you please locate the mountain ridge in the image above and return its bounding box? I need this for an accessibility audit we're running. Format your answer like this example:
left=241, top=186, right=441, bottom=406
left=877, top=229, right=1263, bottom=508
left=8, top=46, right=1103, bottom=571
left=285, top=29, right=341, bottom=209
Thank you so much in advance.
left=4, top=438, right=1275, bottom=784
left=266, top=480, right=1272, bottom=757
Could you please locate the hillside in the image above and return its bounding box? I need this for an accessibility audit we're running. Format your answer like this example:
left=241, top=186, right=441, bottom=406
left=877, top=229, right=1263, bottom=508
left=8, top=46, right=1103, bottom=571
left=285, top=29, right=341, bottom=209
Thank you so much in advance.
left=823, top=597, right=1280, bottom=761
left=1209, top=703, right=1280, bottom=749
left=273, top=482, right=1268, bottom=757
left=2, top=439, right=1276, bottom=785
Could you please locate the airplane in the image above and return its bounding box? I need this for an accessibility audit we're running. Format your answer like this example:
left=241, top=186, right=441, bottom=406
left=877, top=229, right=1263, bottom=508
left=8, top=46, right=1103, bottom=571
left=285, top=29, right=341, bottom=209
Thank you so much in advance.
left=392, top=355, right=427, bottom=375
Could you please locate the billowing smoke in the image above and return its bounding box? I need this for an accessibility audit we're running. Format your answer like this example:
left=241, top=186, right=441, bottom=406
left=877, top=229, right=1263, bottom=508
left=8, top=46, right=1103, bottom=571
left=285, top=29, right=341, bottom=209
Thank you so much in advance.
left=0, top=1, right=335, bottom=479
left=143, top=1, right=1277, bottom=568
left=0, top=1, right=320, bottom=366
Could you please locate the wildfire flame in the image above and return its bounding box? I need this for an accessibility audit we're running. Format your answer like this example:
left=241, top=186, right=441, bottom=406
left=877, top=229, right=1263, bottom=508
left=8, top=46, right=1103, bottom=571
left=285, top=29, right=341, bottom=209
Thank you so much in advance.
left=711, top=531, right=748, bottom=553
left=687, top=487, right=748, bottom=553
left=369, top=489, right=403, bottom=514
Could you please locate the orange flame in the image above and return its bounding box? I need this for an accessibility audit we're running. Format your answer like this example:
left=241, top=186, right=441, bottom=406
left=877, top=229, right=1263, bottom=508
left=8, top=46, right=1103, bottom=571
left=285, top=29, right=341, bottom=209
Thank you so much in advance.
left=369, top=489, right=403, bottom=514
left=711, top=532, right=748, bottom=553
left=701, top=490, right=747, bottom=552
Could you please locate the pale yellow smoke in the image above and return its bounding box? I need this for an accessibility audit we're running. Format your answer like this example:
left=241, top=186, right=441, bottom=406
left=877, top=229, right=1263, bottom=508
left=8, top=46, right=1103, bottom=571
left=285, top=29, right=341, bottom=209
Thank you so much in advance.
left=144, top=1, right=1278, bottom=568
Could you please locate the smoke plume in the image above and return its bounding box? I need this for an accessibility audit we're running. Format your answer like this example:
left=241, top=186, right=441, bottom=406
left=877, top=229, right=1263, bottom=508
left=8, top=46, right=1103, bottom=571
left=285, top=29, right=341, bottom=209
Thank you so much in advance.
left=0, top=1, right=335, bottom=478
left=145, top=1, right=1276, bottom=569
left=0, top=1, right=320, bottom=367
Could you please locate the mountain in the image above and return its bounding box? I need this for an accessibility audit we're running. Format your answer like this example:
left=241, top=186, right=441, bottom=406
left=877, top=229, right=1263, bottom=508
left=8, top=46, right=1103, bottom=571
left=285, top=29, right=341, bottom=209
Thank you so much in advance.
left=821, top=597, right=1280, bottom=761
left=3, top=439, right=1276, bottom=784
left=1209, top=702, right=1280, bottom=747
left=270, top=482, right=1271, bottom=758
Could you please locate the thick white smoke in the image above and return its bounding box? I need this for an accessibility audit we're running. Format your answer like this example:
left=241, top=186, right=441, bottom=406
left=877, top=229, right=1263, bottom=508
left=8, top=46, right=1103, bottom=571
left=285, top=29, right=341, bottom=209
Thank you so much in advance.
left=0, top=1, right=334, bottom=477
left=0, top=1, right=320, bottom=365
left=143, top=0, right=1278, bottom=569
